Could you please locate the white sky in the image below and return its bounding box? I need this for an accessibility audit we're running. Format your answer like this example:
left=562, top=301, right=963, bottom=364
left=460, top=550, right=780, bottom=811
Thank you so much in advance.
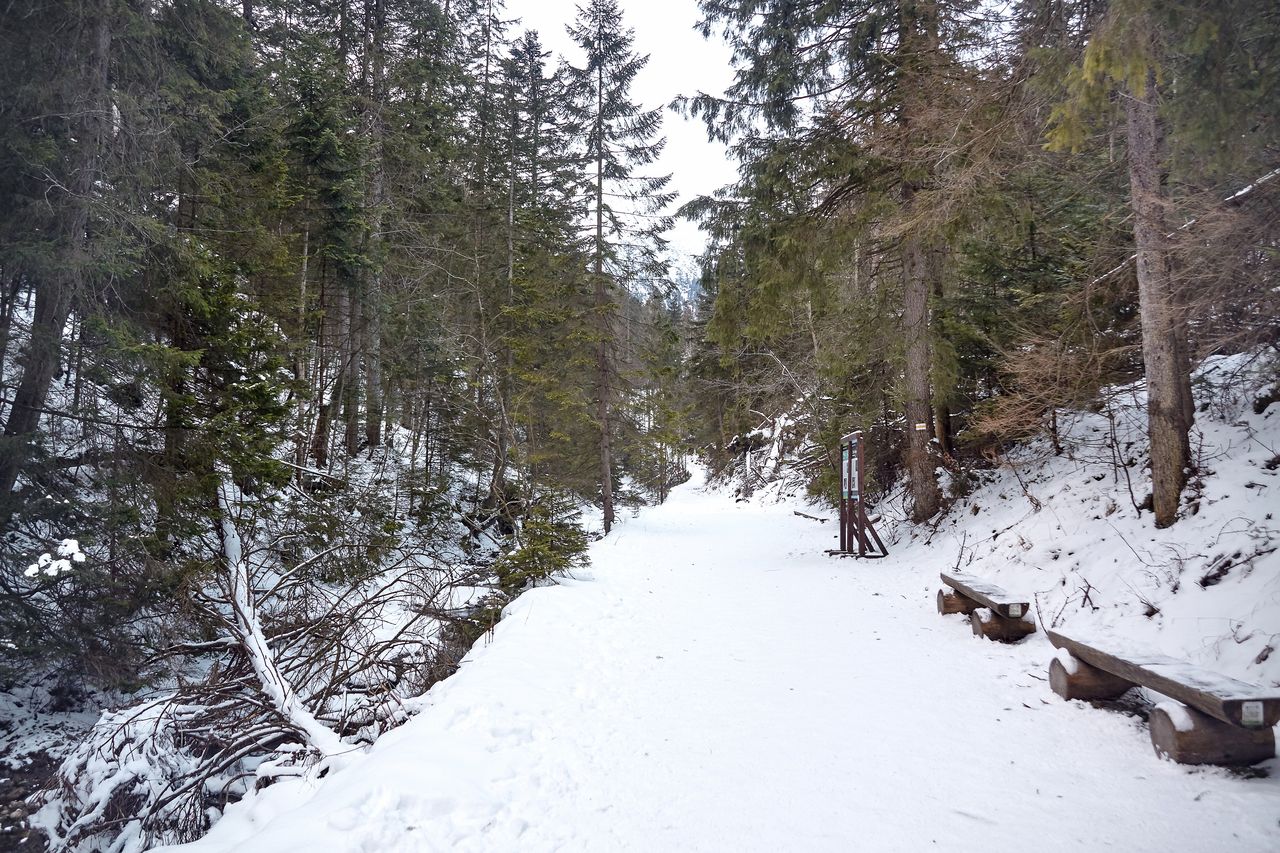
left=507, top=0, right=739, bottom=261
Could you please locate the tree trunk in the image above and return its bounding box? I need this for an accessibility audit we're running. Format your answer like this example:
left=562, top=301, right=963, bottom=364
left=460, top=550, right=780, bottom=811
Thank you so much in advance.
left=294, top=228, right=311, bottom=473
left=342, top=284, right=361, bottom=457
left=362, top=0, right=386, bottom=451
left=486, top=68, right=520, bottom=514
left=594, top=61, right=615, bottom=535
left=929, top=247, right=954, bottom=459
left=0, top=275, right=24, bottom=420
left=0, top=0, right=110, bottom=497
left=310, top=279, right=344, bottom=470
left=902, top=226, right=940, bottom=522
left=934, top=403, right=954, bottom=458
left=897, top=0, right=942, bottom=523
left=1125, top=73, right=1191, bottom=528
left=363, top=296, right=383, bottom=449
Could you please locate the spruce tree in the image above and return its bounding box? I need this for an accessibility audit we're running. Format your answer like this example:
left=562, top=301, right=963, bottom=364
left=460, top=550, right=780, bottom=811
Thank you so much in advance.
left=1043, top=0, right=1280, bottom=526
left=565, top=0, right=674, bottom=533
left=0, top=0, right=113, bottom=500
left=681, top=0, right=987, bottom=521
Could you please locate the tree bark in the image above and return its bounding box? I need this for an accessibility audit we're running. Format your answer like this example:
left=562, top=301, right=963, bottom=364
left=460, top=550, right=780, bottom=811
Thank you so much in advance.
left=294, top=228, right=311, bottom=473
left=934, top=403, right=954, bottom=458
left=342, top=283, right=361, bottom=457
left=1125, top=73, right=1191, bottom=528
left=901, top=225, right=940, bottom=522
left=362, top=0, right=387, bottom=451
left=0, top=276, right=21, bottom=411
left=897, top=0, right=942, bottom=523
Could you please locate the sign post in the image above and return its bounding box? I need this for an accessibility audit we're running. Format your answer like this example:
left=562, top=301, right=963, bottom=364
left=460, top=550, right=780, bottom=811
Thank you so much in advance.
left=828, top=431, right=887, bottom=559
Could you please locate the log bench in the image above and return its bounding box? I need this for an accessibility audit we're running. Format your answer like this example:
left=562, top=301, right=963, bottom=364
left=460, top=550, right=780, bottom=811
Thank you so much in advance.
left=936, top=572, right=1036, bottom=642
left=1047, top=629, right=1280, bottom=766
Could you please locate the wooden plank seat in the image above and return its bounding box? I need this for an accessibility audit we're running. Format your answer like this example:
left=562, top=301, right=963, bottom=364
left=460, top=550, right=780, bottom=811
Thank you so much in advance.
left=936, top=572, right=1036, bottom=642
left=1047, top=629, right=1279, bottom=766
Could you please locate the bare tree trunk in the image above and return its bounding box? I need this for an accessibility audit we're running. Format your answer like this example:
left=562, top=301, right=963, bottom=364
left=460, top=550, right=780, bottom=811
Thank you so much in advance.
left=902, top=225, right=940, bottom=521
left=362, top=0, right=386, bottom=451
left=488, top=70, right=521, bottom=516
left=897, top=0, right=942, bottom=522
left=310, top=279, right=342, bottom=470
left=342, top=284, right=361, bottom=457
left=0, top=1, right=110, bottom=497
left=594, top=62, right=615, bottom=535
left=363, top=299, right=383, bottom=450
left=934, top=404, right=954, bottom=458
left=0, top=275, right=24, bottom=419
left=929, top=248, right=954, bottom=459
left=1125, top=73, right=1191, bottom=527
left=218, top=480, right=342, bottom=757
left=310, top=387, right=332, bottom=471
left=294, top=228, right=311, bottom=474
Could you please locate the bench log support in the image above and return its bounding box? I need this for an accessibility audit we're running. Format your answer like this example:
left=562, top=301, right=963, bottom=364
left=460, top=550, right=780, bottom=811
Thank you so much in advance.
left=936, top=589, right=979, bottom=616
left=971, top=607, right=1036, bottom=643
left=1150, top=702, right=1276, bottom=766
left=1049, top=651, right=1134, bottom=701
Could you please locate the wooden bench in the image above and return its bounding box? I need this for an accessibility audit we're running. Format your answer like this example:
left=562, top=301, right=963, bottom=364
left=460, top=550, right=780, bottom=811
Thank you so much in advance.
left=1048, top=629, right=1280, bottom=766
left=937, top=572, right=1036, bottom=642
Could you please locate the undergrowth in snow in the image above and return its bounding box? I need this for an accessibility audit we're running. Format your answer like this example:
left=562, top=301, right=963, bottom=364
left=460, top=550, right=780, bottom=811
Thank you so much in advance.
left=902, top=352, right=1279, bottom=689
left=122, top=353, right=1280, bottom=853
left=19, top=353, right=1280, bottom=852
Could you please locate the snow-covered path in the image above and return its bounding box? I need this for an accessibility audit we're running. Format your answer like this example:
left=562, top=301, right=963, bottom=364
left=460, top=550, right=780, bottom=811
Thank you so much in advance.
left=179, top=470, right=1280, bottom=852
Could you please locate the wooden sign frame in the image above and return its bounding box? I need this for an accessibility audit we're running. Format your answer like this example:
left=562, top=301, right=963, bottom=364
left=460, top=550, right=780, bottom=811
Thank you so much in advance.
left=828, top=431, right=887, bottom=559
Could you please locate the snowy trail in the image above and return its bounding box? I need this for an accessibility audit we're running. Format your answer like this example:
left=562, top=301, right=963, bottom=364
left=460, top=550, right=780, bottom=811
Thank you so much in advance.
left=177, top=470, right=1280, bottom=852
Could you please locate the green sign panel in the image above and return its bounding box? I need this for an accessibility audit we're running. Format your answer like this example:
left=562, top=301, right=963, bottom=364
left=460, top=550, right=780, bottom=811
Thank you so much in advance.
left=841, top=446, right=850, bottom=498
left=842, top=437, right=860, bottom=500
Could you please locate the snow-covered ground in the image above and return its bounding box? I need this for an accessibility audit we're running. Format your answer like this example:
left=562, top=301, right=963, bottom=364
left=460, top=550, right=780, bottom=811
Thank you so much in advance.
left=159, top=437, right=1280, bottom=850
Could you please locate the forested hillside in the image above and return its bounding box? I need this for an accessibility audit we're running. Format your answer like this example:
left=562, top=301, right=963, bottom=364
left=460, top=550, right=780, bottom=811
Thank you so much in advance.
left=1, top=0, right=690, bottom=848
left=0, top=0, right=1277, bottom=850
left=681, top=0, right=1278, bottom=525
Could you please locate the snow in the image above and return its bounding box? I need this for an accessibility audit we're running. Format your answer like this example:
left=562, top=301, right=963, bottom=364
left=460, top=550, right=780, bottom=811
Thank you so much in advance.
left=1052, top=632, right=1277, bottom=702
left=217, top=481, right=345, bottom=759
left=942, top=571, right=1026, bottom=604
left=1055, top=648, right=1080, bottom=676
left=158, top=455, right=1280, bottom=852
left=22, top=538, right=84, bottom=578
left=911, top=353, right=1280, bottom=695
left=1156, top=701, right=1196, bottom=733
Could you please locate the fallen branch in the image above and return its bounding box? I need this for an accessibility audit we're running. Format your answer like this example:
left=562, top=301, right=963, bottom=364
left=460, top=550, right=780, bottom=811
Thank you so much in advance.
left=793, top=510, right=828, bottom=523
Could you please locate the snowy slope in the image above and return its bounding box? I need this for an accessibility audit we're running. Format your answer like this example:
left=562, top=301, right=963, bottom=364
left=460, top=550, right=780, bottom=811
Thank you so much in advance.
left=905, top=353, right=1280, bottom=689
left=157, top=428, right=1280, bottom=852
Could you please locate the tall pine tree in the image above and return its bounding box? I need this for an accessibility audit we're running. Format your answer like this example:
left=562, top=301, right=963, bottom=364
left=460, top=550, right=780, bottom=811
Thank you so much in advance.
left=565, top=0, right=674, bottom=532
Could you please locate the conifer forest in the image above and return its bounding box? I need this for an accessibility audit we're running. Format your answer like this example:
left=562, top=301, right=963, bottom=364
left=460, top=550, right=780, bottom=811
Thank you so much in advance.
left=0, top=1, right=1277, bottom=850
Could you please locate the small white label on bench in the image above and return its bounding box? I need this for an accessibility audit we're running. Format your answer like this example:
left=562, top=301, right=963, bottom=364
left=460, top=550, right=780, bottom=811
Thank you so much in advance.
left=1241, top=701, right=1264, bottom=727
left=1007, top=604, right=1022, bottom=618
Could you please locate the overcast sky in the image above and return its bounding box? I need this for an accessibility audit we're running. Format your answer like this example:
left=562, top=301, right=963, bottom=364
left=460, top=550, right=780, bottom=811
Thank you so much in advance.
left=507, top=0, right=739, bottom=262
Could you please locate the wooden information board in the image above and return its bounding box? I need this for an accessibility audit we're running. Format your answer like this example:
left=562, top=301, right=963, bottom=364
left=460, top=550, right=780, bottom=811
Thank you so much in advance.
left=829, top=431, right=887, bottom=559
